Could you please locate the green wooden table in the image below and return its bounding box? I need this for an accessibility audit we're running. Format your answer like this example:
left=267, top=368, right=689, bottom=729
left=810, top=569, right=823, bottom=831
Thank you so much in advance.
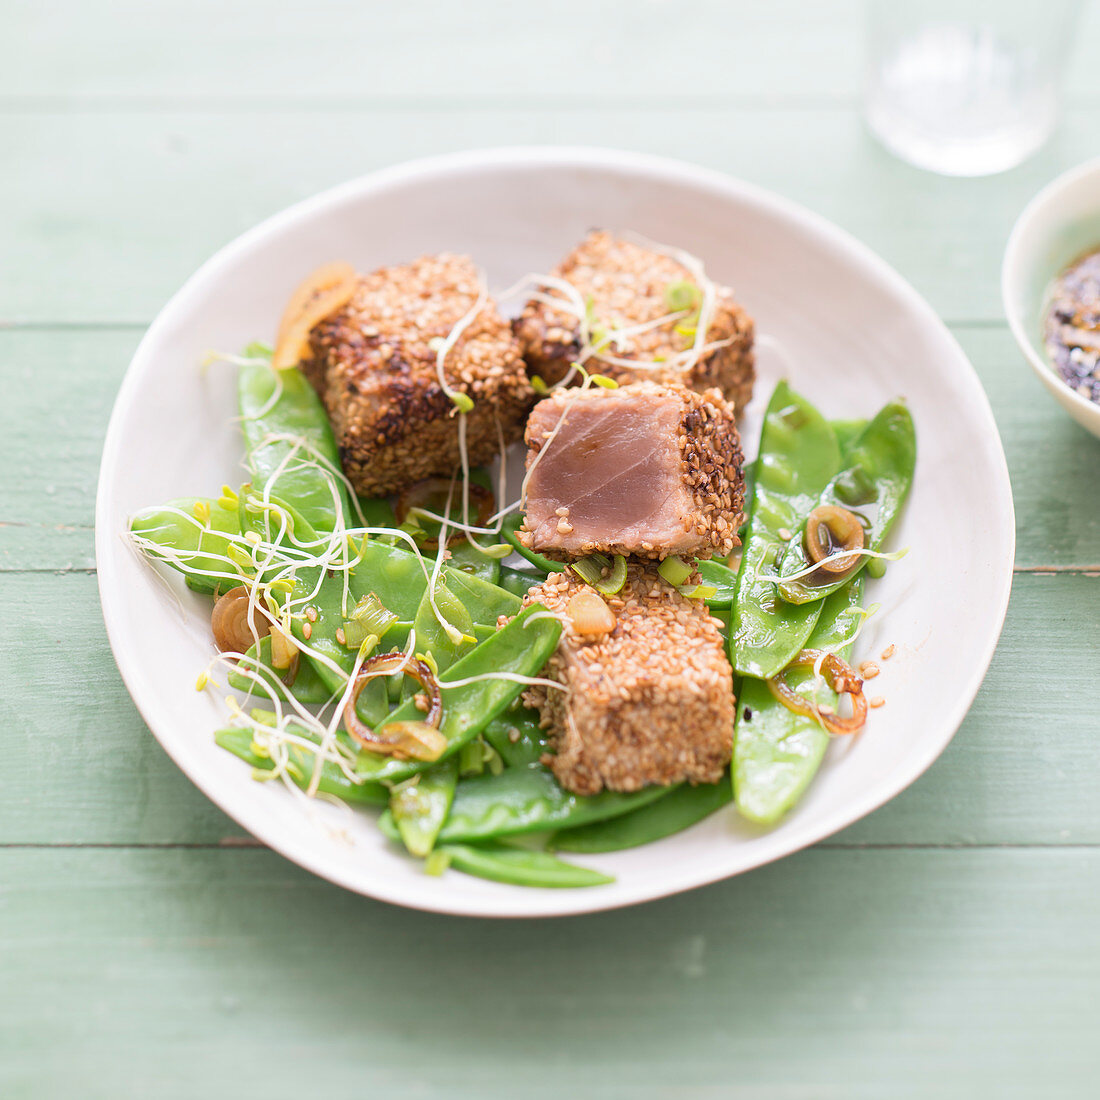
left=4, top=3, right=1099, bottom=1096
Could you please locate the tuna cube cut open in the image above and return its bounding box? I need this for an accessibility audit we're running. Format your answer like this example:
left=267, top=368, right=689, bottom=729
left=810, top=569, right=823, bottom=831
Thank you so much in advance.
left=519, top=382, right=744, bottom=560
left=522, top=565, right=735, bottom=795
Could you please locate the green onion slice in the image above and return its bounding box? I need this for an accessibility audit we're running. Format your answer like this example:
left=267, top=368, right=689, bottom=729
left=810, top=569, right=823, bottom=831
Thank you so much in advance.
left=657, top=555, right=693, bottom=587
left=569, top=553, right=627, bottom=596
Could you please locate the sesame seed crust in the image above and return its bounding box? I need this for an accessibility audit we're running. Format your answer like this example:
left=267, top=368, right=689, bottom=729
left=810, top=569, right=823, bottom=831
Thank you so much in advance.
left=304, top=253, right=534, bottom=497
left=522, top=565, right=734, bottom=795
left=514, top=231, right=755, bottom=411
left=519, top=382, right=745, bottom=560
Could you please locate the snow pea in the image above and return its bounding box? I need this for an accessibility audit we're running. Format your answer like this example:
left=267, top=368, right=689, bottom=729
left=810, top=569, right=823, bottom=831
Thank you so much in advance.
left=777, top=401, right=915, bottom=604
left=289, top=541, right=429, bottom=680
left=354, top=603, right=562, bottom=784
left=355, top=495, right=398, bottom=529
left=227, top=635, right=331, bottom=705
left=498, top=564, right=544, bottom=599
left=729, top=382, right=841, bottom=679
left=695, top=559, right=738, bottom=608
left=129, top=497, right=242, bottom=594
left=501, top=513, right=567, bottom=573
left=214, top=726, right=388, bottom=805
left=391, top=757, right=458, bottom=858
left=482, top=707, right=548, bottom=768
left=447, top=541, right=501, bottom=586
left=437, top=842, right=613, bottom=888
left=734, top=575, right=864, bottom=825
left=437, top=766, right=669, bottom=842
left=408, top=580, right=478, bottom=676
left=238, top=357, right=349, bottom=536
left=830, top=418, right=869, bottom=459
left=553, top=779, right=730, bottom=853
left=440, top=566, right=521, bottom=625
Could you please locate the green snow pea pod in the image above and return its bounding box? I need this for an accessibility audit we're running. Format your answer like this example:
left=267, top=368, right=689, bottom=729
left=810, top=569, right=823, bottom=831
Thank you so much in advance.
left=129, top=497, right=242, bottom=594
left=440, top=566, right=521, bottom=625
left=695, top=559, right=739, bottom=608
left=500, top=513, right=567, bottom=573
left=446, top=540, right=501, bottom=586
left=830, top=418, right=869, bottom=459
left=436, top=842, right=613, bottom=888
left=238, top=357, right=350, bottom=536
left=777, top=401, right=915, bottom=605
left=729, top=382, right=842, bottom=679
left=734, top=575, right=865, bottom=825
left=390, top=757, right=459, bottom=858
left=289, top=541, right=429, bottom=680
left=437, top=766, right=669, bottom=842
left=498, top=565, right=544, bottom=599
left=355, top=495, right=398, bottom=529
left=227, top=635, right=331, bottom=705
left=408, top=580, right=478, bottom=675
left=553, top=779, right=730, bottom=853
left=482, top=707, right=548, bottom=768
left=214, top=726, right=388, bottom=806
left=355, top=603, right=561, bottom=784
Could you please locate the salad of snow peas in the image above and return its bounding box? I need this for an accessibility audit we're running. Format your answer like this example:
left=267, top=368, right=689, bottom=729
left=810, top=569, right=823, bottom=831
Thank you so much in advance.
left=130, top=345, right=914, bottom=891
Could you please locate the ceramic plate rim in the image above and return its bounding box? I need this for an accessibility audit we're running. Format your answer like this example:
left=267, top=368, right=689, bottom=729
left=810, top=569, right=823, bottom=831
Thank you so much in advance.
left=96, top=145, right=1015, bottom=918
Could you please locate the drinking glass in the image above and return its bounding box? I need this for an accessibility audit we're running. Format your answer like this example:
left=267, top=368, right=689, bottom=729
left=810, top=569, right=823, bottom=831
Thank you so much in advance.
left=865, top=0, right=1082, bottom=176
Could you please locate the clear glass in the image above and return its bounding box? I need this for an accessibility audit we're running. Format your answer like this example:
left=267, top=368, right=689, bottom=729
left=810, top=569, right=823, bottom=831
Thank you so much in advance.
left=865, top=0, right=1082, bottom=176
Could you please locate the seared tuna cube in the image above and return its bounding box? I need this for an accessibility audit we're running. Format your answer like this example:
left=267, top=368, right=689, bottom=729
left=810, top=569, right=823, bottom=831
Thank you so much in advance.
left=304, top=254, right=533, bottom=498
left=513, top=231, right=754, bottom=412
left=522, top=565, right=735, bottom=795
left=519, top=382, right=744, bottom=560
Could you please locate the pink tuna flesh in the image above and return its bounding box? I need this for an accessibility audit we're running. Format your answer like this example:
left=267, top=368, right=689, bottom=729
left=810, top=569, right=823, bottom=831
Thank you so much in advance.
left=524, top=394, right=695, bottom=553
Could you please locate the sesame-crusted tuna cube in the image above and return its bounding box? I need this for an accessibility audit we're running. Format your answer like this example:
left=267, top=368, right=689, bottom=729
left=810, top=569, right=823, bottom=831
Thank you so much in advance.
left=522, top=565, right=735, bottom=795
left=513, top=231, right=754, bottom=411
left=519, top=382, right=744, bottom=561
left=304, top=254, right=534, bottom=498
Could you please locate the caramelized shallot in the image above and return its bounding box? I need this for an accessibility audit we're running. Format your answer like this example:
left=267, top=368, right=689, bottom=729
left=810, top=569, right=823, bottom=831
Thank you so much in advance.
left=566, top=589, right=615, bottom=637
left=273, top=261, right=357, bottom=370
left=803, top=505, right=864, bottom=579
left=766, top=648, right=868, bottom=736
left=344, top=653, right=444, bottom=760
left=211, top=585, right=270, bottom=654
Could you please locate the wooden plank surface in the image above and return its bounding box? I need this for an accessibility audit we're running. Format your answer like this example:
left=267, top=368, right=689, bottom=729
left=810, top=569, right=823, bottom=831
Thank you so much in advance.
left=3, top=107, right=1099, bottom=327
left=3, top=0, right=1099, bottom=1095
left=1, top=848, right=1096, bottom=1099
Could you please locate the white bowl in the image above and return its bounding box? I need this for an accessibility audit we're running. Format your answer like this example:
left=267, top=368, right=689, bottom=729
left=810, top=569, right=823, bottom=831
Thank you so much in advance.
left=1003, top=156, right=1100, bottom=438
left=97, top=147, right=1015, bottom=918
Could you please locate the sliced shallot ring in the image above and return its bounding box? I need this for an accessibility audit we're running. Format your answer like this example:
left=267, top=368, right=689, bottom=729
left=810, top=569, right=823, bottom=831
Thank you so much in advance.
left=344, top=653, right=444, bottom=758
left=395, top=478, right=495, bottom=549
left=272, top=261, right=358, bottom=370
left=804, top=505, right=865, bottom=579
left=211, top=585, right=270, bottom=654
left=766, top=648, right=868, bottom=736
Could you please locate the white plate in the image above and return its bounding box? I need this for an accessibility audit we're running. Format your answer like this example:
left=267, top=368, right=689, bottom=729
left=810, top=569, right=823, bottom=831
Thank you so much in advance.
left=96, top=147, right=1014, bottom=918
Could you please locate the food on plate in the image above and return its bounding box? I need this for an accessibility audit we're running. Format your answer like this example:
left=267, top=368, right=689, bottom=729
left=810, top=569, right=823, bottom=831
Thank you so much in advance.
left=518, top=382, right=745, bottom=561
left=128, top=232, right=915, bottom=890
left=301, top=253, right=534, bottom=497
left=1044, top=246, right=1100, bottom=405
left=513, top=230, right=755, bottom=410
left=520, top=564, right=735, bottom=795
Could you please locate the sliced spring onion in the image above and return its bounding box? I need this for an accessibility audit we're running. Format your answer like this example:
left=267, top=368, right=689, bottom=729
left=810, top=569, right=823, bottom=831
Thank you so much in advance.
left=341, top=592, right=398, bottom=649
left=677, top=583, right=717, bottom=601
left=568, top=553, right=627, bottom=596
left=658, top=555, right=693, bottom=587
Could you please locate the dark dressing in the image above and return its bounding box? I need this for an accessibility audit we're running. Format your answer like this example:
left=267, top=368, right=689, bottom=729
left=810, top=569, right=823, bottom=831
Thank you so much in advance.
left=1044, top=249, right=1100, bottom=405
